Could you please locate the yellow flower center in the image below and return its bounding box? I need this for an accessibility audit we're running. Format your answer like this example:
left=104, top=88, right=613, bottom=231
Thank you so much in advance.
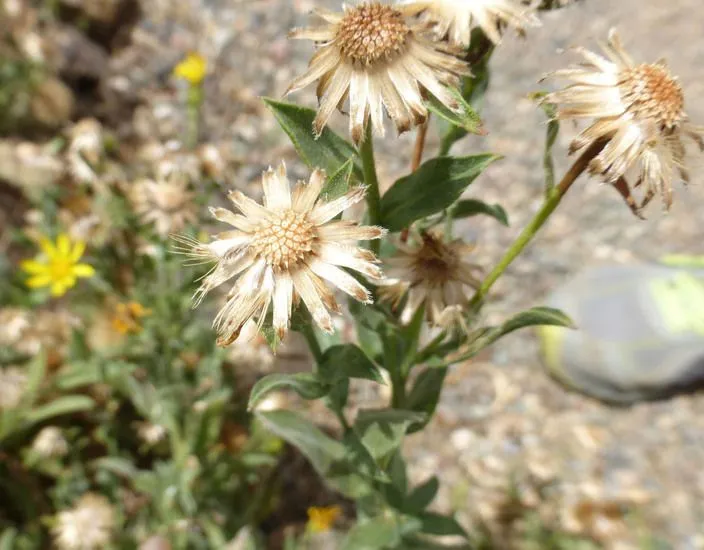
left=619, top=63, right=685, bottom=130
left=50, top=258, right=74, bottom=281
left=250, top=209, right=317, bottom=270
left=411, top=234, right=459, bottom=287
left=336, top=3, right=410, bottom=65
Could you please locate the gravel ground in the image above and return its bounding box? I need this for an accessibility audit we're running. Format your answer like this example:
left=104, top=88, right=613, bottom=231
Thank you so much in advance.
left=106, top=0, right=704, bottom=546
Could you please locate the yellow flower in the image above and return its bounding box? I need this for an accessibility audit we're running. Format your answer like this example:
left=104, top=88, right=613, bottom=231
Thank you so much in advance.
left=21, top=234, right=95, bottom=297
left=306, top=505, right=341, bottom=533
left=111, top=301, right=152, bottom=335
left=173, top=53, right=207, bottom=85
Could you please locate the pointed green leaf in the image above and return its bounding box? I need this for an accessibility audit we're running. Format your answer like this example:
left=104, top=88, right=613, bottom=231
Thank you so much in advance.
left=354, top=409, right=427, bottom=460
left=322, top=158, right=354, bottom=201
left=263, top=98, right=360, bottom=177
left=406, top=367, right=448, bottom=433
left=248, top=373, right=329, bottom=410
left=381, top=154, right=501, bottom=232
left=25, top=395, right=95, bottom=424
left=427, top=86, right=483, bottom=134
left=406, top=476, right=440, bottom=513
left=256, top=410, right=345, bottom=475
left=456, top=307, right=575, bottom=363
left=452, top=199, right=509, bottom=226
left=530, top=91, right=560, bottom=195
left=319, top=344, right=385, bottom=384
left=341, top=516, right=421, bottom=550
left=418, top=512, right=468, bottom=538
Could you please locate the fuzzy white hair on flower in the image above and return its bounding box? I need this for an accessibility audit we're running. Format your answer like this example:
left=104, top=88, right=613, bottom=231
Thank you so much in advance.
left=286, top=1, right=470, bottom=144
left=402, top=0, right=541, bottom=47
left=175, top=161, right=385, bottom=345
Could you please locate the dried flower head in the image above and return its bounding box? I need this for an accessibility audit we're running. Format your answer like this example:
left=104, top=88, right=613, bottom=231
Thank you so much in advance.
left=129, top=173, right=198, bottom=237
left=21, top=234, right=95, bottom=297
left=176, top=162, right=385, bottom=345
left=53, top=493, right=115, bottom=550
left=0, top=366, right=28, bottom=410
left=66, top=118, right=104, bottom=185
left=173, top=52, right=207, bottom=86
left=379, top=231, right=482, bottom=326
left=32, top=426, right=69, bottom=458
left=543, top=29, right=704, bottom=211
left=286, top=2, right=469, bottom=143
left=136, top=422, right=167, bottom=446
left=403, top=0, right=540, bottom=47
left=0, top=307, right=30, bottom=348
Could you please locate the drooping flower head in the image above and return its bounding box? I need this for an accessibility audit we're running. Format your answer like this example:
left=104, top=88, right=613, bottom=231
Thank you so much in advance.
left=286, top=2, right=470, bottom=144
left=176, top=162, right=385, bottom=345
left=403, top=0, right=540, bottom=47
left=543, top=29, right=704, bottom=211
left=21, top=233, right=95, bottom=297
left=53, top=493, right=115, bottom=550
left=379, top=231, right=482, bottom=327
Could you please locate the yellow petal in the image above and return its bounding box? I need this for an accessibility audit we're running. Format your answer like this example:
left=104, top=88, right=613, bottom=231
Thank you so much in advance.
left=51, top=281, right=68, bottom=297
left=72, top=263, right=95, bottom=278
left=21, top=259, right=48, bottom=275
left=26, top=274, right=52, bottom=288
left=70, top=240, right=86, bottom=262
left=39, top=237, right=57, bottom=260
left=56, top=234, right=71, bottom=257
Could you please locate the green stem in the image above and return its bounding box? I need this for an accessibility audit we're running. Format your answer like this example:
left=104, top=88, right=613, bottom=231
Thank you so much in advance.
left=359, top=123, right=381, bottom=254
left=186, top=86, right=203, bottom=149
left=469, top=139, right=606, bottom=309
left=301, top=322, right=324, bottom=365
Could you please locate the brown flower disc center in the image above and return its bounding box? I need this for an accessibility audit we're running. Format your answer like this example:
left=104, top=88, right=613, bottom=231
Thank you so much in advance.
left=620, top=64, right=685, bottom=130
left=250, top=209, right=317, bottom=269
left=412, top=235, right=459, bottom=287
left=336, top=3, right=410, bottom=65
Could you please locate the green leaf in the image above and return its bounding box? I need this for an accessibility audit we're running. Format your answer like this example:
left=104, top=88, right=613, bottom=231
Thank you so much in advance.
left=256, top=410, right=345, bottom=475
left=531, top=91, right=560, bottom=195
left=380, top=154, right=500, bottom=232
left=263, top=98, right=360, bottom=177
left=93, top=457, right=138, bottom=479
left=322, top=157, right=355, bottom=201
left=354, top=409, right=427, bottom=460
left=452, top=199, right=509, bottom=226
left=25, top=395, right=95, bottom=424
left=248, top=373, right=329, bottom=410
left=341, top=517, right=409, bottom=550
left=319, top=344, right=385, bottom=385
left=406, top=367, right=448, bottom=433
left=458, top=307, right=574, bottom=362
left=406, top=476, right=440, bottom=513
left=427, top=86, right=483, bottom=134
left=0, top=528, right=17, bottom=550
left=418, top=512, right=468, bottom=538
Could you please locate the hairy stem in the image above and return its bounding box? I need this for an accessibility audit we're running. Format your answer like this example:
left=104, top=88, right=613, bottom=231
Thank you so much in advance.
left=359, top=123, right=381, bottom=254
left=411, top=120, right=429, bottom=171
left=469, top=139, right=607, bottom=308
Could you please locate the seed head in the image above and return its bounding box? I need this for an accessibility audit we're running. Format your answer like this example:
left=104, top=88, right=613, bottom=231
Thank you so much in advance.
left=619, top=64, right=685, bottom=131
left=250, top=210, right=317, bottom=270
left=336, top=4, right=410, bottom=65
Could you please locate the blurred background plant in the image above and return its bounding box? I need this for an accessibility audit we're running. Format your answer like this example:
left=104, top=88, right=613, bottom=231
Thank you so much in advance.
left=1, top=0, right=698, bottom=549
